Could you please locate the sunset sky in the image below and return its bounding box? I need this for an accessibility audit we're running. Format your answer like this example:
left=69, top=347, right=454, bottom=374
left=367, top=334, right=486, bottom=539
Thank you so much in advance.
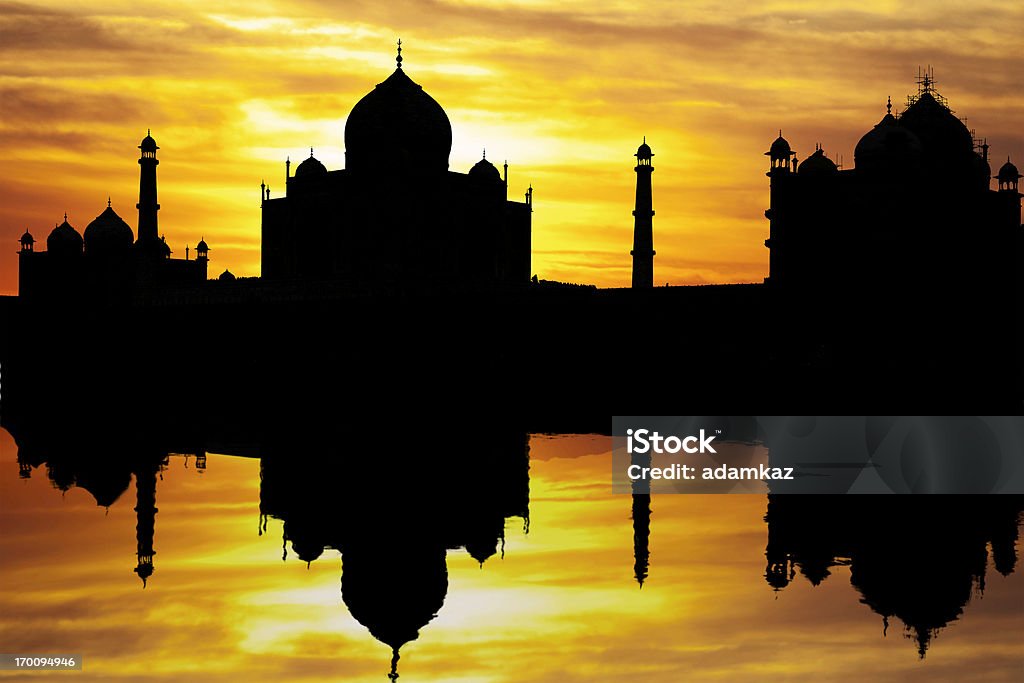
left=0, top=1, right=1021, bottom=293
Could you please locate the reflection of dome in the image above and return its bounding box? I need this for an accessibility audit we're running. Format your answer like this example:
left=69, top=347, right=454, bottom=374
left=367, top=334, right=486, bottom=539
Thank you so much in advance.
left=798, top=147, right=838, bottom=176
left=295, top=150, right=327, bottom=177
left=84, top=204, right=134, bottom=256
left=464, top=535, right=499, bottom=565
left=898, top=92, right=973, bottom=158
left=342, top=541, right=448, bottom=677
left=75, top=469, right=132, bottom=508
left=855, top=113, right=923, bottom=172
left=47, top=216, right=83, bottom=256
left=344, top=63, right=453, bottom=173
left=469, top=155, right=500, bottom=182
left=287, top=525, right=325, bottom=565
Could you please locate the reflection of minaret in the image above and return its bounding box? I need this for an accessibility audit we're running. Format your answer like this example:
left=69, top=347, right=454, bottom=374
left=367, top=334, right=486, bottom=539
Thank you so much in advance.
left=133, top=461, right=160, bottom=587
left=763, top=497, right=794, bottom=591
left=136, top=130, right=161, bottom=254
left=631, top=138, right=655, bottom=288
left=632, top=494, right=651, bottom=587
left=630, top=443, right=652, bottom=586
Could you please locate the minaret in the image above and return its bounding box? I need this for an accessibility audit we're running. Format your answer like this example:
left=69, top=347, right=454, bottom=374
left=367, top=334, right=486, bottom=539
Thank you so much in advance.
left=764, top=131, right=794, bottom=284
left=136, top=130, right=160, bottom=252
left=195, top=238, right=209, bottom=281
left=133, top=460, right=160, bottom=587
left=631, top=138, right=655, bottom=288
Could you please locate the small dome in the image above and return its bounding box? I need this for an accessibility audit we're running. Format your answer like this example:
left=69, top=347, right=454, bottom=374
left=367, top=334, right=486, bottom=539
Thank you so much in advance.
left=20, top=230, right=34, bottom=245
left=855, top=113, right=923, bottom=172
left=469, top=155, right=501, bottom=181
left=767, top=134, right=792, bottom=160
left=798, top=147, right=838, bottom=176
left=636, top=139, right=653, bottom=160
left=295, top=151, right=327, bottom=177
left=47, top=216, right=83, bottom=256
left=218, top=269, right=236, bottom=281
left=84, top=204, right=134, bottom=256
left=996, top=158, right=1021, bottom=182
left=196, top=239, right=209, bottom=252
left=139, top=132, right=158, bottom=152
left=344, top=64, right=453, bottom=174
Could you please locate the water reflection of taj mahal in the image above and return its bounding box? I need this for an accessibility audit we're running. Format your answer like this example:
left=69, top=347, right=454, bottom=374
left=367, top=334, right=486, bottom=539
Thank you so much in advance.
left=14, top=427, right=1023, bottom=675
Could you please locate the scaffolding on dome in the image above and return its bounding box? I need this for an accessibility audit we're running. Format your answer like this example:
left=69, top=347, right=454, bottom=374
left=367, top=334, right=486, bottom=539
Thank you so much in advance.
left=904, top=65, right=950, bottom=111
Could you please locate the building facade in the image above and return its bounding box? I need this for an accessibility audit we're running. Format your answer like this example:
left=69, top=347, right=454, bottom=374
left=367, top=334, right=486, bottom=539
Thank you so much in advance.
left=18, top=132, right=208, bottom=303
left=261, top=46, right=532, bottom=288
left=764, top=73, right=1021, bottom=298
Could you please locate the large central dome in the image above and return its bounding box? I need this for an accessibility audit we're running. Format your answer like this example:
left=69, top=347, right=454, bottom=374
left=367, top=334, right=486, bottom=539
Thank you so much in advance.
left=898, top=91, right=973, bottom=158
left=344, top=61, right=452, bottom=174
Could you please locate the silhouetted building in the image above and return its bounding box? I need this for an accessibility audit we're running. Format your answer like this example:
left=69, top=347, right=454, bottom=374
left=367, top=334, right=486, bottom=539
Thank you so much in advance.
left=17, top=132, right=208, bottom=303
left=261, top=44, right=532, bottom=288
left=631, top=139, right=655, bottom=288
left=764, top=71, right=1021, bottom=296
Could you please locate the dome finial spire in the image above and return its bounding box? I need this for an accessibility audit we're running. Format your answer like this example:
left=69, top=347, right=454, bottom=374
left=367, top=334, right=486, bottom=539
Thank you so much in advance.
left=107, top=196, right=111, bottom=208
left=396, top=38, right=403, bottom=69
left=388, top=647, right=400, bottom=681
left=64, top=211, right=67, bottom=221
left=887, top=96, right=892, bottom=115
left=482, top=148, right=486, bottom=160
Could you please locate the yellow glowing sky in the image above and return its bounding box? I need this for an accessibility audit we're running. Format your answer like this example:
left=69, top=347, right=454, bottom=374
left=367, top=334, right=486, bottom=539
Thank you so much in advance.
left=0, top=1, right=1022, bottom=293
left=1, top=430, right=1022, bottom=681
